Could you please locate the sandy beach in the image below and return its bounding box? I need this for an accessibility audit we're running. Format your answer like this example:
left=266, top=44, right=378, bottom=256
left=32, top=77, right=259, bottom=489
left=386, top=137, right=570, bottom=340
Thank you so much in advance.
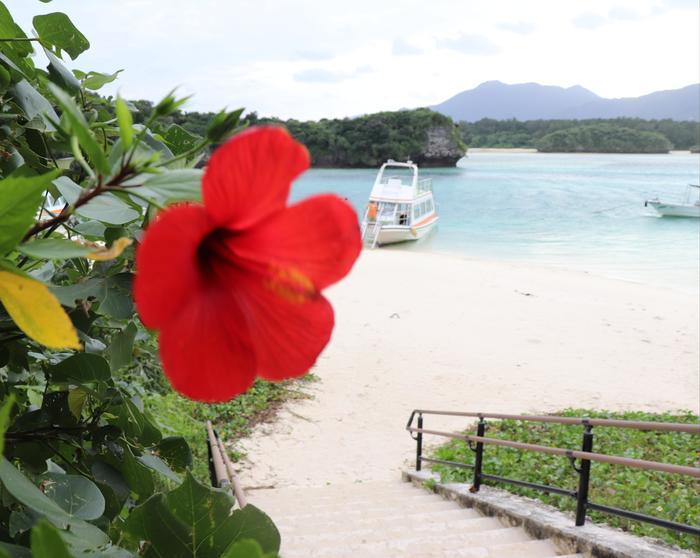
left=237, top=250, right=699, bottom=490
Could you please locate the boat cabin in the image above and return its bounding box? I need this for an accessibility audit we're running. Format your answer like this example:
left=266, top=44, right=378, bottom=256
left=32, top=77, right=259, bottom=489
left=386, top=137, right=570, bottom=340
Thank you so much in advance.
left=361, top=160, right=439, bottom=247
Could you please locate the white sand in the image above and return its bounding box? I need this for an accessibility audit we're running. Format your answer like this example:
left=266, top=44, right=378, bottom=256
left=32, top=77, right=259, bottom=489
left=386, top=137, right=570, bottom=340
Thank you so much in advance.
left=237, top=250, right=699, bottom=489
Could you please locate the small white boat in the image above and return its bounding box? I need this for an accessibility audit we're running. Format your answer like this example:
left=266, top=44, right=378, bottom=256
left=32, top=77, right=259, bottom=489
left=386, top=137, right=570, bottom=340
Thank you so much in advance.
left=361, top=160, right=438, bottom=247
left=645, top=185, right=700, bottom=218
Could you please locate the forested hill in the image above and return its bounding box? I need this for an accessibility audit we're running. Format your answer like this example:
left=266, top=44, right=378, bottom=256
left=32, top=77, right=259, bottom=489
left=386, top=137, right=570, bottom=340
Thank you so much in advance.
left=130, top=100, right=699, bottom=160
left=460, top=118, right=700, bottom=151
left=249, top=110, right=466, bottom=167
left=131, top=102, right=466, bottom=167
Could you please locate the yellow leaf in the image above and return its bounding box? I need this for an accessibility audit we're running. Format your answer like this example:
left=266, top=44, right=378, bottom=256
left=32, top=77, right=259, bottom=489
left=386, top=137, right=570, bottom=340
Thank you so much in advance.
left=0, top=271, right=81, bottom=349
left=87, top=237, right=132, bottom=261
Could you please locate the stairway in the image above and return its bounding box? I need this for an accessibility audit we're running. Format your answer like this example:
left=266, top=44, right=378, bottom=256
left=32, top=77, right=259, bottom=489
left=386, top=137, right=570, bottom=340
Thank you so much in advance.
left=248, top=480, right=584, bottom=558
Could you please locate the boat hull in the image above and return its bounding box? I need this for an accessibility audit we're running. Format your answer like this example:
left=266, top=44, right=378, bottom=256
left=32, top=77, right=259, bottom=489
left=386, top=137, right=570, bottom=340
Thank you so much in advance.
left=646, top=201, right=700, bottom=218
left=376, top=217, right=438, bottom=246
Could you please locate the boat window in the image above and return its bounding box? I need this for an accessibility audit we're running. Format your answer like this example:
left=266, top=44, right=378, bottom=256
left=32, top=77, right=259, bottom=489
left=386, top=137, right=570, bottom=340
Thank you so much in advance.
left=379, top=167, right=414, bottom=186
left=427, top=199, right=433, bottom=212
left=397, top=203, right=410, bottom=225
left=413, top=204, right=422, bottom=219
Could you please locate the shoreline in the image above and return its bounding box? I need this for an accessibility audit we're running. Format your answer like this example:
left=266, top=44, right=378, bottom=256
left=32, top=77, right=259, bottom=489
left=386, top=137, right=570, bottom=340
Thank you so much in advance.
left=383, top=245, right=700, bottom=295
left=237, top=249, right=699, bottom=489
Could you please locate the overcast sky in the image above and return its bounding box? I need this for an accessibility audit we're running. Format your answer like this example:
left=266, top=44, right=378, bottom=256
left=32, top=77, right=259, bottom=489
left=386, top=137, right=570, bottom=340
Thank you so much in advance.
left=8, top=0, right=700, bottom=120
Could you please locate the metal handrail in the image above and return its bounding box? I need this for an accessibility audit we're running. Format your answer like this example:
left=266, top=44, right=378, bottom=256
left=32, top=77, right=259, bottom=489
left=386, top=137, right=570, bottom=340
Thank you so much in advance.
left=406, top=427, right=700, bottom=478
left=407, top=409, right=700, bottom=434
left=206, top=421, right=248, bottom=508
left=406, top=410, right=700, bottom=537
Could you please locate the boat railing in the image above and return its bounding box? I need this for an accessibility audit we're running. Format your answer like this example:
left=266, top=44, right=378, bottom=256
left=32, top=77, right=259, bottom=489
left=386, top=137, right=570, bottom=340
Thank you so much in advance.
left=417, top=178, right=432, bottom=193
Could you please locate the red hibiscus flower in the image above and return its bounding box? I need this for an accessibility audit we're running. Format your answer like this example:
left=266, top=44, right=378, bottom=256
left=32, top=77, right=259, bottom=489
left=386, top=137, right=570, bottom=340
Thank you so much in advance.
left=134, top=127, right=361, bottom=402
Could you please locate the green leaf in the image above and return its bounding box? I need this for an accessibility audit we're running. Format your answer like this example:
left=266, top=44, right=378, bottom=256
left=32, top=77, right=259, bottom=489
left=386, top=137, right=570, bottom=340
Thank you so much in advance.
left=7, top=80, right=59, bottom=132
left=0, top=2, right=34, bottom=74
left=109, top=322, right=137, bottom=371
left=0, top=395, right=15, bottom=457
left=156, top=437, right=193, bottom=472
left=120, top=447, right=154, bottom=501
left=43, top=47, right=80, bottom=93
left=39, top=473, right=105, bottom=520
left=172, top=472, right=280, bottom=557
left=222, top=540, right=277, bottom=558
left=124, top=472, right=280, bottom=557
left=137, top=454, right=181, bottom=483
left=80, top=69, right=122, bottom=90
left=123, top=493, right=189, bottom=557
left=54, top=176, right=139, bottom=224
left=49, top=84, right=109, bottom=175
left=48, top=353, right=111, bottom=383
left=30, top=520, right=72, bottom=558
left=0, top=457, right=109, bottom=547
left=100, top=273, right=134, bottom=319
left=33, top=12, right=90, bottom=60
left=67, top=387, right=87, bottom=419
left=0, top=541, right=31, bottom=558
left=0, top=170, right=61, bottom=254
left=163, top=124, right=200, bottom=156
left=115, top=96, right=133, bottom=149
left=51, top=273, right=134, bottom=319
left=18, top=238, right=91, bottom=259
left=112, top=398, right=161, bottom=446
left=125, top=473, right=280, bottom=558
left=0, top=64, right=11, bottom=93
left=136, top=169, right=203, bottom=204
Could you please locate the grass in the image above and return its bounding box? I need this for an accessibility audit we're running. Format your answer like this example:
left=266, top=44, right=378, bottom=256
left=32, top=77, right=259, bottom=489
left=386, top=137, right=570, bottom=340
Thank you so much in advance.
left=146, top=375, right=316, bottom=482
left=429, top=409, right=699, bottom=552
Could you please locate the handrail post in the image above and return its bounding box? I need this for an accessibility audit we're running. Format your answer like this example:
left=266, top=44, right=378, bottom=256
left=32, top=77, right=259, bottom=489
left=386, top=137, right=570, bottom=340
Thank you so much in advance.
left=470, top=417, right=486, bottom=492
left=416, top=413, right=423, bottom=471
left=575, top=423, right=594, bottom=526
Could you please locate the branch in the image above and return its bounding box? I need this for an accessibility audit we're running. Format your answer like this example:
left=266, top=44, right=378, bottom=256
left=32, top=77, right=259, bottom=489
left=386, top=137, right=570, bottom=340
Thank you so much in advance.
left=22, top=166, right=136, bottom=242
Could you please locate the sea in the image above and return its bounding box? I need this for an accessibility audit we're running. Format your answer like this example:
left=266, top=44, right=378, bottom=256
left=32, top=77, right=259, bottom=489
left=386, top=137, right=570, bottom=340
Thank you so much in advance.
left=290, top=152, right=700, bottom=293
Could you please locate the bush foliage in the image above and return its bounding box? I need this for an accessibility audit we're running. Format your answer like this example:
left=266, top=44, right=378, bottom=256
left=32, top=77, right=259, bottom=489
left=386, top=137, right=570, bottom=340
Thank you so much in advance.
left=0, top=2, right=281, bottom=556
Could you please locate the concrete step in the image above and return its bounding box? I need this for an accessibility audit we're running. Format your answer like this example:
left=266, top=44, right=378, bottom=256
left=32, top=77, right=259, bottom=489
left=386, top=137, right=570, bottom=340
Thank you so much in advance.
left=250, top=491, right=442, bottom=512
left=255, top=480, right=570, bottom=558
left=282, top=516, right=506, bottom=546
left=275, top=506, right=481, bottom=530
left=270, top=499, right=462, bottom=521
left=281, top=526, right=534, bottom=557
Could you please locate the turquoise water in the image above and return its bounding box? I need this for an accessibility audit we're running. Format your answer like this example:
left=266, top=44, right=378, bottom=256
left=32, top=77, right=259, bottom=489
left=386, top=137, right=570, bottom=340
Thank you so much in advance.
left=290, top=153, right=700, bottom=291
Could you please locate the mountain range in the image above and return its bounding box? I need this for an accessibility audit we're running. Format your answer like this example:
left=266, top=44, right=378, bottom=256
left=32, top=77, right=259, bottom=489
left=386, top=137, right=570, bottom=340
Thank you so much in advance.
left=431, top=81, right=700, bottom=122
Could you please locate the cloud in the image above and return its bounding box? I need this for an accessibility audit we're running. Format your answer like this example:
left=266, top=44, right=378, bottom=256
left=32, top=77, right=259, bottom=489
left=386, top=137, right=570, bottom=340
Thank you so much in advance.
left=296, top=50, right=335, bottom=61
left=497, top=21, right=535, bottom=34
left=392, top=38, right=422, bottom=56
left=572, top=12, right=606, bottom=29
left=293, top=68, right=347, bottom=83
left=608, top=6, right=641, bottom=20
left=436, top=33, right=500, bottom=55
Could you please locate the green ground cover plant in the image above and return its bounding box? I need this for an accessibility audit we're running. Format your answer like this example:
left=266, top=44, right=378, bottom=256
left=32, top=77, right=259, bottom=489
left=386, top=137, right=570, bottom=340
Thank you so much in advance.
left=430, top=409, right=699, bottom=551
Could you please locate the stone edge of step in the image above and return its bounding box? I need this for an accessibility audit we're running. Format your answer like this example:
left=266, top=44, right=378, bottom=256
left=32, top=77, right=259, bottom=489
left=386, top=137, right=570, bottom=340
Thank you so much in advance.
left=403, top=469, right=696, bottom=558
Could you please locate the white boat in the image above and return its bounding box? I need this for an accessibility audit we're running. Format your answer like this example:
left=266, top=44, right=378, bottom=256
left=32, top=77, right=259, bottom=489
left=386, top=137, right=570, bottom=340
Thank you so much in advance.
left=361, top=160, right=438, bottom=247
left=645, top=185, right=700, bottom=218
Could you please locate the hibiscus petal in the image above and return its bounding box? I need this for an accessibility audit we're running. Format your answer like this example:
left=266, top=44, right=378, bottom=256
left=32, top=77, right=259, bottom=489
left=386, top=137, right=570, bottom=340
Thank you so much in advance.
left=233, top=271, right=335, bottom=381
left=202, top=126, right=310, bottom=230
left=229, top=194, right=362, bottom=290
left=158, top=287, right=256, bottom=401
left=134, top=204, right=212, bottom=328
